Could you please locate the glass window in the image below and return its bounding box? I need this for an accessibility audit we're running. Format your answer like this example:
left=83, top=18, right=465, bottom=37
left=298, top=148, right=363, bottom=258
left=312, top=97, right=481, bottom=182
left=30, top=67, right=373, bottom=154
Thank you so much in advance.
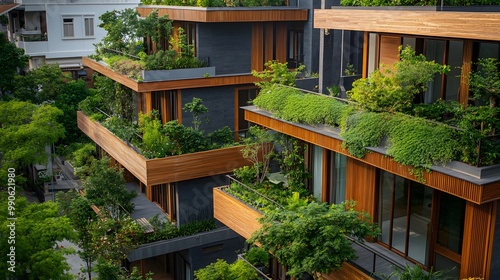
left=437, top=193, right=465, bottom=254
left=424, top=40, right=446, bottom=103
left=330, top=152, right=347, bottom=204
left=63, top=18, right=74, bottom=37
left=287, top=29, right=304, bottom=68
left=84, top=17, right=94, bottom=37
left=378, top=171, right=432, bottom=266
left=312, top=145, right=323, bottom=201
left=444, top=40, right=463, bottom=102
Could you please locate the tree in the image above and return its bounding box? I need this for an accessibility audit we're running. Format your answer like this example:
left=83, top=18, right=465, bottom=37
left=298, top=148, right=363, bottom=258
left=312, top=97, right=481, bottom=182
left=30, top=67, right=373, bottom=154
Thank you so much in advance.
left=0, top=33, right=28, bottom=97
left=57, top=191, right=96, bottom=280
left=14, top=64, right=70, bottom=104
left=139, top=10, right=173, bottom=51
left=468, top=57, right=500, bottom=108
left=55, top=79, right=90, bottom=144
left=0, top=194, right=75, bottom=279
left=0, top=100, right=65, bottom=184
left=182, top=97, right=209, bottom=130
left=252, top=60, right=305, bottom=89
left=83, top=157, right=136, bottom=215
left=240, top=126, right=275, bottom=185
left=98, top=8, right=142, bottom=53
left=248, top=201, right=380, bottom=279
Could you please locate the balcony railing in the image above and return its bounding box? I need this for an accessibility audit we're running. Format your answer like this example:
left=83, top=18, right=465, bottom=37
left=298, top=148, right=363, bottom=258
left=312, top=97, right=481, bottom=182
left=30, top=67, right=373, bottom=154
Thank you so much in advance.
left=224, top=175, right=285, bottom=212
left=237, top=254, right=272, bottom=280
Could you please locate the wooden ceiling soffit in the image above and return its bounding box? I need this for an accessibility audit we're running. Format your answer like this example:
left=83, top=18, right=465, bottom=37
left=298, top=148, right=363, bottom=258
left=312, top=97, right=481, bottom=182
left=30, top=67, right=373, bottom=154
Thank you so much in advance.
left=137, top=6, right=308, bottom=22
left=314, top=9, right=500, bottom=41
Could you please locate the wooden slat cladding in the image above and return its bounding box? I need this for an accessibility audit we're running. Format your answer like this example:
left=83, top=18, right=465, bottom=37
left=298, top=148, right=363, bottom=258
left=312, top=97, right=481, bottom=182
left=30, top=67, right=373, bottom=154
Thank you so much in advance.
left=77, top=111, right=148, bottom=183
left=314, top=9, right=500, bottom=41
left=83, top=57, right=258, bottom=92
left=146, top=145, right=251, bottom=185
left=244, top=108, right=487, bottom=204
left=321, top=263, right=373, bottom=280
left=79, top=111, right=254, bottom=185
left=346, top=158, right=376, bottom=217
left=460, top=201, right=496, bottom=279
left=137, top=7, right=308, bottom=22
left=213, top=187, right=262, bottom=240
left=252, top=23, right=265, bottom=71
left=459, top=40, right=473, bottom=106
left=379, top=35, right=401, bottom=71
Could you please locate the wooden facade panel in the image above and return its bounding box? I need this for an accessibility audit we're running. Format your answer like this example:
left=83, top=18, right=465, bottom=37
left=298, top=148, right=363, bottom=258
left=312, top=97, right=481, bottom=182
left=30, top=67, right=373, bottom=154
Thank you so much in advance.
left=145, top=146, right=251, bottom=185
left=345, top=157, right=376, bottom=217
left=213, top=187, right=262, bottom=240
left=244, top=108, right=486, bottom=204
left=459, top=40, right=473, bottom=106
left=275, top=22, right=287, bottom=63
left=77, top=111, right=148, bottom=183
left=138, top=7, right=308, bottom=22
left=314, top=8, right=500, bottom=41
left=461, top=201, right=495, bottom=279
left=379, top=35, right=401, bottom=71
left=252, top=23, right=264, bottom=71
left=321, top=263, right=373, bottom=280
left=314, top=9, right=500, bottom=41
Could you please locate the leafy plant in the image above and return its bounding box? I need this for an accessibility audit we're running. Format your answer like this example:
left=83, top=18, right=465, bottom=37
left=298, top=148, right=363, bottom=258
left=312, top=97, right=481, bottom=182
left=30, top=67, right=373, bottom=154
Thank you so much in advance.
left=208, top=126, right=235, bottom=147
left=341, top=112, right=389, bottom=158
left=252, top=60, right=305, bottom=89
left=382, top=264, right=453, bottom=280
left=468, top=57, right=500, bottom=108
left=240, top=126, right=275, bottom=185
left=349, top=46, right=449, bottom=112
left=194, top=259, right=259, bottom=280
left=344, top=63, right=357, bottom=76
left=249, top=201, right=380, bottom=278
left=183, top=97, right=209, bottom=130
left=244, top=247, right=270, bottom=267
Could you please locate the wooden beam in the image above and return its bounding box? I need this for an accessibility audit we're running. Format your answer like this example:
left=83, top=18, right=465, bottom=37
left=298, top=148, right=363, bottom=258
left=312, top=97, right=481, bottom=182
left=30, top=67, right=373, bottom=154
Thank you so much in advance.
left=252, top=23, right=264, bottom=71
left=275, top=22, right=287, bottom=63
left=459, top=40, right=473, bottom=106
left=314, top=9, right=500, bottom=41
left=137, top=6, right=308, bottom=22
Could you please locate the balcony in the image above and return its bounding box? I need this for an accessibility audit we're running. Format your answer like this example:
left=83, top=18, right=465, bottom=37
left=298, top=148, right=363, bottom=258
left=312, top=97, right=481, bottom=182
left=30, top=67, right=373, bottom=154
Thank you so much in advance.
left=82, top=57, right=257, bottom=92
left=213, top=176, right=403, bottom=280
left=77, top=111, right=253, bottom=185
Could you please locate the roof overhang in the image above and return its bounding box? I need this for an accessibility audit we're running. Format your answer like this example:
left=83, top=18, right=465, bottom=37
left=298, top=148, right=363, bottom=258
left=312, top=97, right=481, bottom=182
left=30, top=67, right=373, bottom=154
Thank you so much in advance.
left=137, top=5, right=308, bottom=22
left=0, top=3, right=20, bottom=15
left=314, top=8, right=500, bottom=41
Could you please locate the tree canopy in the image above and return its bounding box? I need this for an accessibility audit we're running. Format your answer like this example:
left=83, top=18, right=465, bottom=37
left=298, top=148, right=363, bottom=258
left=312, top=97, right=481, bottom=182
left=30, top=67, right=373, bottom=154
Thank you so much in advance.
left=0, top=33, right=28, bottom=96
left=248, top=201, right=380, bottom=279
left=0, top=100, right=65, bottom=171
left=0, top=194, right=75, bottom=280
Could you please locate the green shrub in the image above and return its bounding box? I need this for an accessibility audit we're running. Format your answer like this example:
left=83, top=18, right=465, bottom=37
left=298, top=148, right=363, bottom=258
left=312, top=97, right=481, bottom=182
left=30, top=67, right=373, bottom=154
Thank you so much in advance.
left=194, top=259, right=259, bottom=280
left=208, top=126, right=235, bottom=147
left=341, top=112, right=389, bottom=158
left=245, top=247, right=270, bottom=267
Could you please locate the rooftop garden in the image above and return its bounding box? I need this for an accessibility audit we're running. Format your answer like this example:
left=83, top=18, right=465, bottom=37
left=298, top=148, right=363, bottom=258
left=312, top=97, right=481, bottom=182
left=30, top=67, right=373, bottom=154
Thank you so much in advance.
left=89, top=9, right=207, bottom=81
left=251, top=48, right=500, bottom=180
left=208, top=125, right=379, bottom=279
left=140, top=0, right=287, bottom=7
left=79, top=75, right=240, bottom=159
left=341, top=0, right=499, bottom=6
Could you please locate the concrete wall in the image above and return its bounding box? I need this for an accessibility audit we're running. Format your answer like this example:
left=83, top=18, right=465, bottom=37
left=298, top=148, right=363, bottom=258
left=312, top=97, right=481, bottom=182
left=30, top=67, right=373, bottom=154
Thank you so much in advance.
left=176, top=174, right=228, bottom=226
left=197, top=22, right=252, bottom=75
left=181, top=86, right=236, bottom=133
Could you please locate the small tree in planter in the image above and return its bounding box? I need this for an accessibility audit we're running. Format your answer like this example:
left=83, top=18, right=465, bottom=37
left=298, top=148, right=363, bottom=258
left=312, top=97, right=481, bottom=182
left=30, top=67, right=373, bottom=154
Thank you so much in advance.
left=249, top=201, right=380, bottom=279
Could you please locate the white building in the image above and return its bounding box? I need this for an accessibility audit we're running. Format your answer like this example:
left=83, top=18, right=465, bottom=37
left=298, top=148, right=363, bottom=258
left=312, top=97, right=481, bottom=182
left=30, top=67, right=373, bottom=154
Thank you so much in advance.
left=1, top=0, right=139, bottom=74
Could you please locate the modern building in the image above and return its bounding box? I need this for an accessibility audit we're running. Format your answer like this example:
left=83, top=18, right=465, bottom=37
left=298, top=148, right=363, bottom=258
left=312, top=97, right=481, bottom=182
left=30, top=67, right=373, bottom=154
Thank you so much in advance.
left=1, top=0, right=139, bottom=75
left=214, top=5, right=500, bottom=280
left=77, top=2, right=325, bottom=279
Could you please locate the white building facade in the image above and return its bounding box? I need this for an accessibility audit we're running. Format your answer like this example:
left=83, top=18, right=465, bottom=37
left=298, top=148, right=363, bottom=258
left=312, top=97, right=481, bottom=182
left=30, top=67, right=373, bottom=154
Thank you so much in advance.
left=2, top=0, right=139, bottom=72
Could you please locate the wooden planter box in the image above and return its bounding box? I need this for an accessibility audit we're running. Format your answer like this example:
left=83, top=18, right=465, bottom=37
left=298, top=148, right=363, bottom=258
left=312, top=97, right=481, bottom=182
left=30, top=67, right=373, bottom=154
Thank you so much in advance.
left=213, top=187, right=262, bottom=240
left=77, top=111, right=252, bottom=185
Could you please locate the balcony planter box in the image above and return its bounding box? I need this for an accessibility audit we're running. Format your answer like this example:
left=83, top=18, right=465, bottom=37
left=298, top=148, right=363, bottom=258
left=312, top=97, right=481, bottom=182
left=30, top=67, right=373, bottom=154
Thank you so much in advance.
left=213, top=187, right=262, bottom=240
left=339, top=74, right=361, bottom=98
left=295, top=77, right=319, bottom=92
left=141, top=67, right=216, bottom=82
left=77, top=111, right=252, bottom=185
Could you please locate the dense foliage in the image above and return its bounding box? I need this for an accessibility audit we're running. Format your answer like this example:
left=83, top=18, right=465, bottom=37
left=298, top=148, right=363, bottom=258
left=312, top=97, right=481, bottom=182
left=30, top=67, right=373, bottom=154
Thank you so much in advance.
left=142, top=0, right=285, bottom=7
left=0, top=33, right=28, bottom=96
left=248, top=201, right=379, bottom=278
left=194, top=259, right=259, bottom=280
left=341, top=0, right=499, bottom=6
left=144, top=216, right=217, bottom=243
left=0, top=194, right=75, bottom=280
